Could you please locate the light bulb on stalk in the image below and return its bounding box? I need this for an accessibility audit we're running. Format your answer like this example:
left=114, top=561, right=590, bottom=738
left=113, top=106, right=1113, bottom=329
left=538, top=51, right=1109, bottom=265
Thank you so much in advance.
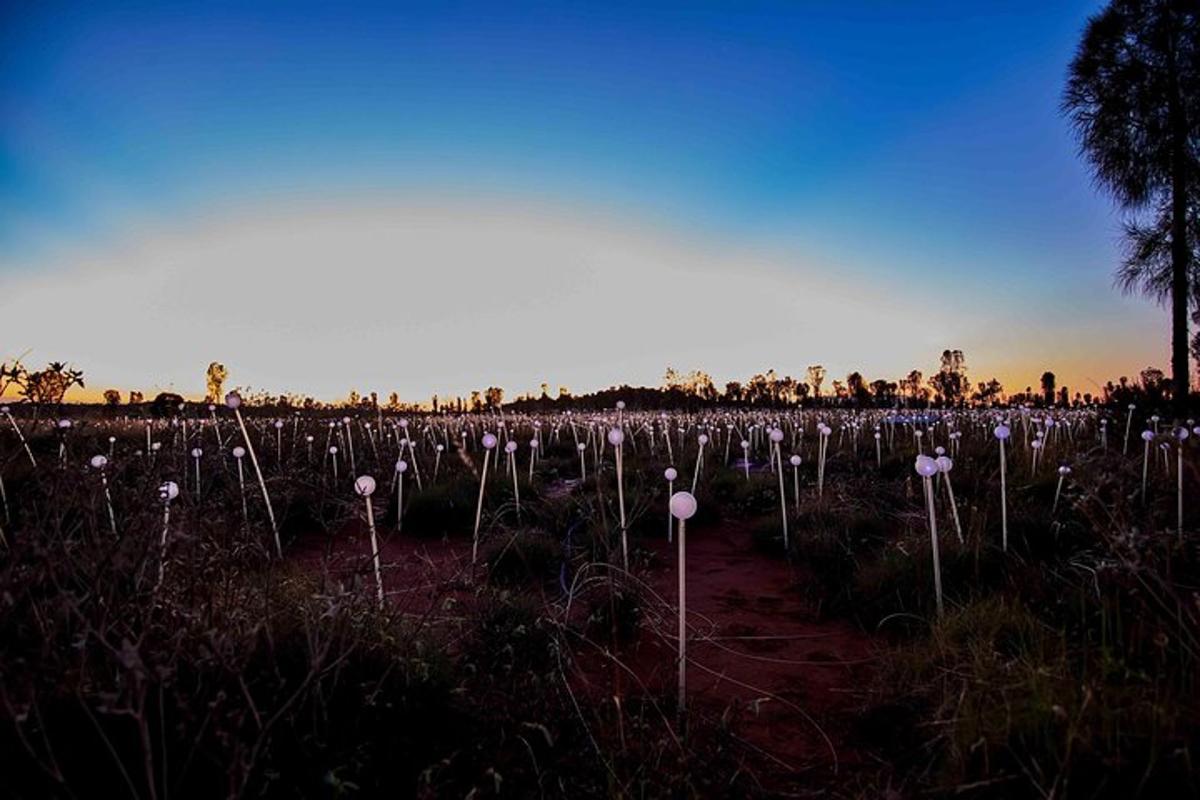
left=504, top=440, right=521, bottom=518
left=354, top=475, right=385, bottom=607
left=609, top=427, right=629, bottom=568
left=154, top=481, right=180, bottom=591
left=935, top=455, right=962, bottom=542
left=913, top=457, right=943, bottom=618
left=664, top=467, right=678, bottom=542
left=472, top=433, right=499, bottom=563
left=1176, top=427, right=1189, bottom=537
left=90, top=455, right=118, bottom=538
left=1053, top=464, right=1072, bottom=514
left=994, top=423, right=1011, bottom=551
left=788, top=454, right=803, bottom=514
left=768, top=428, right=788, bottom=548
left=1141, top=429, right=1156, bottom=497
left=225, top=392, right=280, bottom=557
left=191, top=447, right=204, bottom=499
left=669, top=490, right=698, bottom=723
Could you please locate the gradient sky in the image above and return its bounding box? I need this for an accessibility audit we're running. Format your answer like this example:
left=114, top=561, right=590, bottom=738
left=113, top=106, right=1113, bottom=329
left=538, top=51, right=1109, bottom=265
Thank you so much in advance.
left=0, top=0, right=1168, bottom=403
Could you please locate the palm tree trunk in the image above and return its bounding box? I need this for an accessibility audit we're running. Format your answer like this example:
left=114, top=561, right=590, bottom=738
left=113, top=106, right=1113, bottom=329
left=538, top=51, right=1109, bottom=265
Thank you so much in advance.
left=1172, top=168, right=1188, bottom=416
left=1169, top=46, right=1191, bottom=418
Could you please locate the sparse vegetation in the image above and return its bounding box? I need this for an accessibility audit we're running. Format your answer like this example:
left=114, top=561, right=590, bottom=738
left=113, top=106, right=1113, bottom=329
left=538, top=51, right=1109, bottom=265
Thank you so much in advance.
left=1, top=398, right=1197, bottom=798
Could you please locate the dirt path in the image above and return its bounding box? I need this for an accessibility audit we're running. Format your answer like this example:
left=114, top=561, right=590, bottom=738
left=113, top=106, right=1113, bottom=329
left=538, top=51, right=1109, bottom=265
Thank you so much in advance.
left=623, top=521, right=876, bottom=785
left=291, top=516, right=877, bottom=789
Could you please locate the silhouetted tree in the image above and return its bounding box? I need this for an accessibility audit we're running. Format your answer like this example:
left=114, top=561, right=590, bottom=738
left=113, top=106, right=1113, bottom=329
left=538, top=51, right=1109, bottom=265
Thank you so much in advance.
left=103, top=389, right=122, bottom=405
left=205, top=362, right=228, bottom=403
left=870, top=379, right=898, bottom=406
left=902, top=370, right=924, bottom=406
left=1142, top=366, right=1169, bottom=404
left=21, top=362, right=84, bottom=405
left=806, top=365, right=826, bottom=401
left=775, top=374, right=793, bottom=404
left=1041, top=371, right=1057, bottom=405
left=846, top=372, right=871, bottom=405
left=1064, top=0, right=1200, bottom=412
left=929, top=349, right=968, bottom=405
left=0, top=359, right=28, bottom=399
left=151, top=392, right=185, bottom=417
left=745, top=372, right=772, bottom=405
left=973, top=378, right=1004, bottom=405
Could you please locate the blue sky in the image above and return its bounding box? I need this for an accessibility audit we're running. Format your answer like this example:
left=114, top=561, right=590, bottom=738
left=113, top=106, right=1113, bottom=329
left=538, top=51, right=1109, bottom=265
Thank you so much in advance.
left=0, top=1, right=1167, bottom=400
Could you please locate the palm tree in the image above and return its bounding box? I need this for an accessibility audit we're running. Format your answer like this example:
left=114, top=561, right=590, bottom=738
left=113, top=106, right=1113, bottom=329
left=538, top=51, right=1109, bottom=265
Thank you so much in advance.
left=1063, top=0, right=1199, bottom=415
left=1114, top=194, right=1200, bottom=366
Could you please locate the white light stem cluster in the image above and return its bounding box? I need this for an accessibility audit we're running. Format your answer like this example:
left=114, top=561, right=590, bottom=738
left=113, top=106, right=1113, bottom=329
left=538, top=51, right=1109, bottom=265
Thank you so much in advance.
left=999, top=438, right=1008, bottom=552
left=690, top=438, right=705, bottom=494
left=616, top=442, right=628, bottom=570
left=102, top=472, right=118, bottom=538
left=472, top=448, right=493, bottom=565
left=233, top=407, right=282, bottom=558
left=362, top=485, right=384, bottom=608
left=922, top=474, right=944, bottom=619
left=773, top=439, right=789, bottom=550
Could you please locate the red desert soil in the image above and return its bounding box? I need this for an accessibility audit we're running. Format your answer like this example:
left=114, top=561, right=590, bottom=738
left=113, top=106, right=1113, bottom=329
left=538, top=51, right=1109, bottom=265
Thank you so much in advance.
left=637, top=522, right=876, bottom=782
left=291, top=517, right=877, bottom=788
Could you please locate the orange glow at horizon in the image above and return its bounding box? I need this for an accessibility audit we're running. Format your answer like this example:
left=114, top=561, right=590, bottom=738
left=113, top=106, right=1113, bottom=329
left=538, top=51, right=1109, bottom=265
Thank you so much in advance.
left=3, top=354, right=1169, bottom=408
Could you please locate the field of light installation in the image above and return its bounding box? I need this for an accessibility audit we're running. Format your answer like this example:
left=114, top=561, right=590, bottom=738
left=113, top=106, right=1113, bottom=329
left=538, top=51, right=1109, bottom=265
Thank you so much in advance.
left=1, top=389, right=1198, bottom=797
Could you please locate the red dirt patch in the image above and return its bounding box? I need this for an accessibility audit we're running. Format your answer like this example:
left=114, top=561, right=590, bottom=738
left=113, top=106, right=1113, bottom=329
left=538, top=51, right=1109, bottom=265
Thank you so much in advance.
left=619, top=521, right=877, bottom=786
left=290, top=516, right=877, bottom=791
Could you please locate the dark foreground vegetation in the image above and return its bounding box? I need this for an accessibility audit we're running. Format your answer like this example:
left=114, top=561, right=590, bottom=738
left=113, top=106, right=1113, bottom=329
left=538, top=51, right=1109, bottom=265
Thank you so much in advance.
left=1, top=402, right=1198, bottom=798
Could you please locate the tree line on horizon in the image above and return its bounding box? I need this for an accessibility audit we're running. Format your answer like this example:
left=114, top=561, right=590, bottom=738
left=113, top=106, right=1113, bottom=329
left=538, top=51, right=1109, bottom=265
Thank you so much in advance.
left=503, top=356, right=1176, bottom=413
left=0, top=353, right=1180, bottom=414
